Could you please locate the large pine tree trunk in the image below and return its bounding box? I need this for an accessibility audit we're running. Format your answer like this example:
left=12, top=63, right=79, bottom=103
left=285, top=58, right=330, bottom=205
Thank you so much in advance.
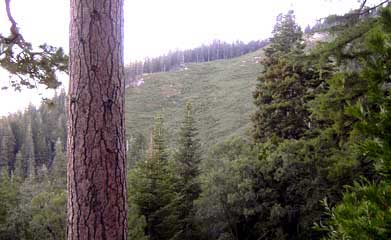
left=67, top=0, right=127, bottom=239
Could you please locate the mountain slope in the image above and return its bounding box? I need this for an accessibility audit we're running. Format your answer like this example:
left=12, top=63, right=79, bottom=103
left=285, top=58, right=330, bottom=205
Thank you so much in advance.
left=124, top=48, right=264, bottom=151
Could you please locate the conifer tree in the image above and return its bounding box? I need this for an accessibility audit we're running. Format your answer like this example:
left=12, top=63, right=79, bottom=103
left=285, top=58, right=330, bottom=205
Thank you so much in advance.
left=127, top=132, right=147, bottom=169
left=127, top=203, right=149, bottom=240
left=252, top=10, right=329, bottom=143
left=29, top=189, right=66, bottom=240
left=26, top=105, right=48, bottom=169
left=53, top=90, right=67, bottom=149
left=128, top=115, right=179, bottom=240
left=253, top=10, right=304, bottom=142
left=67, top=2, right=128, bottom=236
left=27, top=150, right=36, bottom=180
left=13, top=151, right=23, bottom=179
left=174, top=102, right=202, bottom=239
left=0, top=167, right=21, bottom=239
left=0, top=122, right=16, bottom=176
left=1, top=0, right=68, bottom=91
left=22, top=122, right=35, bottom=178
left=317, top=6, right=391, bottom=239
left=51, top=139, right=66, bottom=187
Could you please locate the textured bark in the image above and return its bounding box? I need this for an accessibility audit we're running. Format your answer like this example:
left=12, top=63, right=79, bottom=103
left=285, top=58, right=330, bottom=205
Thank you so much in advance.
left=67, top=0, right=127, bottom=239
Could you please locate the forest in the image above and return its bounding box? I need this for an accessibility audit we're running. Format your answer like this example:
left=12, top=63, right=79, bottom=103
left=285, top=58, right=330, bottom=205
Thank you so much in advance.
left=125, top=39, right=268, bottom=83
left=0, top=1, right=391, bottom=240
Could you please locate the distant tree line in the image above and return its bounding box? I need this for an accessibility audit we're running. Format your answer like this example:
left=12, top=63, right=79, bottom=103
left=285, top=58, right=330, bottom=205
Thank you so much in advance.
left=125, top=39, right=268, bottom=82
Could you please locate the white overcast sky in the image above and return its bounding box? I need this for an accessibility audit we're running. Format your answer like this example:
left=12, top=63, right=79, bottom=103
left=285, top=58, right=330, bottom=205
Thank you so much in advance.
left=0, top=0, right=385, bottom=116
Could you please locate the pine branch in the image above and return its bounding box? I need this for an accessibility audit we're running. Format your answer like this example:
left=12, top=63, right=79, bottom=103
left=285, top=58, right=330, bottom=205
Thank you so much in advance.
left=359, top=0, right=368, bottom=14
left=0, top=0, right=68, bottom=90
left=360, top=0, right=390, bottom=16
left=317, top=0, right=390, bottom=22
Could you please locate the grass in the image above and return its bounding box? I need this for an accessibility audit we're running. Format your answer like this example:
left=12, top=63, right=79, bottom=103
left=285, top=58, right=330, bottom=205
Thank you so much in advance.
left=125, top=48, right=264, bottom=152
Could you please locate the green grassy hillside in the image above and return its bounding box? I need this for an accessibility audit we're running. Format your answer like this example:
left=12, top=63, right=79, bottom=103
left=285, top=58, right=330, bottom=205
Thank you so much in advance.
left=124, top=49, right=264, bottom=151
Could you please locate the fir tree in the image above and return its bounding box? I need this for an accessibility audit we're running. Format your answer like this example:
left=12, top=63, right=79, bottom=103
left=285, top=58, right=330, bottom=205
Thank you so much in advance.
left=50, top=139, right=66, bottom=188
left=27, top=105, right=47, bottom=169
left=252, top=10, right=305, bottom=142
left=127, top=132, right=147, bottom=169
left=174, top=102, right=202, bottom=239
left=252, top=10, right=330, bottom=143
left=13, top=151, right=23, bottom=180
left=29, top=189, right=66, bottom=240
left=22, top=121, right=35, bottom=178
left=128, top=115, right=179, bottom=240
left=127, top=203, right=149, bottom=240
left=0, top=121, right=16, bottom=176
left=0, top=167, right=22, bottom=239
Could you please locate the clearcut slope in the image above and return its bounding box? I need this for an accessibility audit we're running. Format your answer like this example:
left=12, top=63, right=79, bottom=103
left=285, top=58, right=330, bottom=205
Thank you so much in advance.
left=125, top=49, right=264, bottom=150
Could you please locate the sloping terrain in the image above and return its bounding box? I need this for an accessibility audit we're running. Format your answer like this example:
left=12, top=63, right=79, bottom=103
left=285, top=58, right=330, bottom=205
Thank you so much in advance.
left=124, top=49, right=264, bottom=151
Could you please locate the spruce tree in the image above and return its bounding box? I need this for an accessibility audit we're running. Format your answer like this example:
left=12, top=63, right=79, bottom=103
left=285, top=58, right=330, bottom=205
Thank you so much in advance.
left=22, top=121, right=35, bottom=178
left=0, top=122, right=16, bottom=176
left=174, top=102, right=201, bottom=240
left=13, top=151, right=23, bottom=180
left=27, top=158, right=35, bottom=181
left=128, top=115, right=179, bottom=240
left=127, top=132, right=147, bottom=169
left=29, top=189, right=67, bottom=240
left=0, top=167, right=21, bottom=239
left=50, top=139, right=66, bottom=188
left=26, top=105, right=48, bottom=169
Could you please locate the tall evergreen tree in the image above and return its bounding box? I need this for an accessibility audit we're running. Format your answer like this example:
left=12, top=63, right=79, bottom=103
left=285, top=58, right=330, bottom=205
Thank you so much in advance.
left=50, top=139, right=66, bottom=188
left=127, top=132, right=147, bottom=169
left=13, top=151, right=23, bottom=179
left=252, top=10, right=330, bottom=143
left=174, top=102, right=202, bottom=239
left=52, top=90, right=67, bottom=150
left=27, top=105, right=48, bottom=169
left=0, top=167, right=22, bottom=239
left=0, top=121, right=16, bottom=176
left=23, top=122, right=35, bottom=178
left=128, top=115, right=179, bottom=240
